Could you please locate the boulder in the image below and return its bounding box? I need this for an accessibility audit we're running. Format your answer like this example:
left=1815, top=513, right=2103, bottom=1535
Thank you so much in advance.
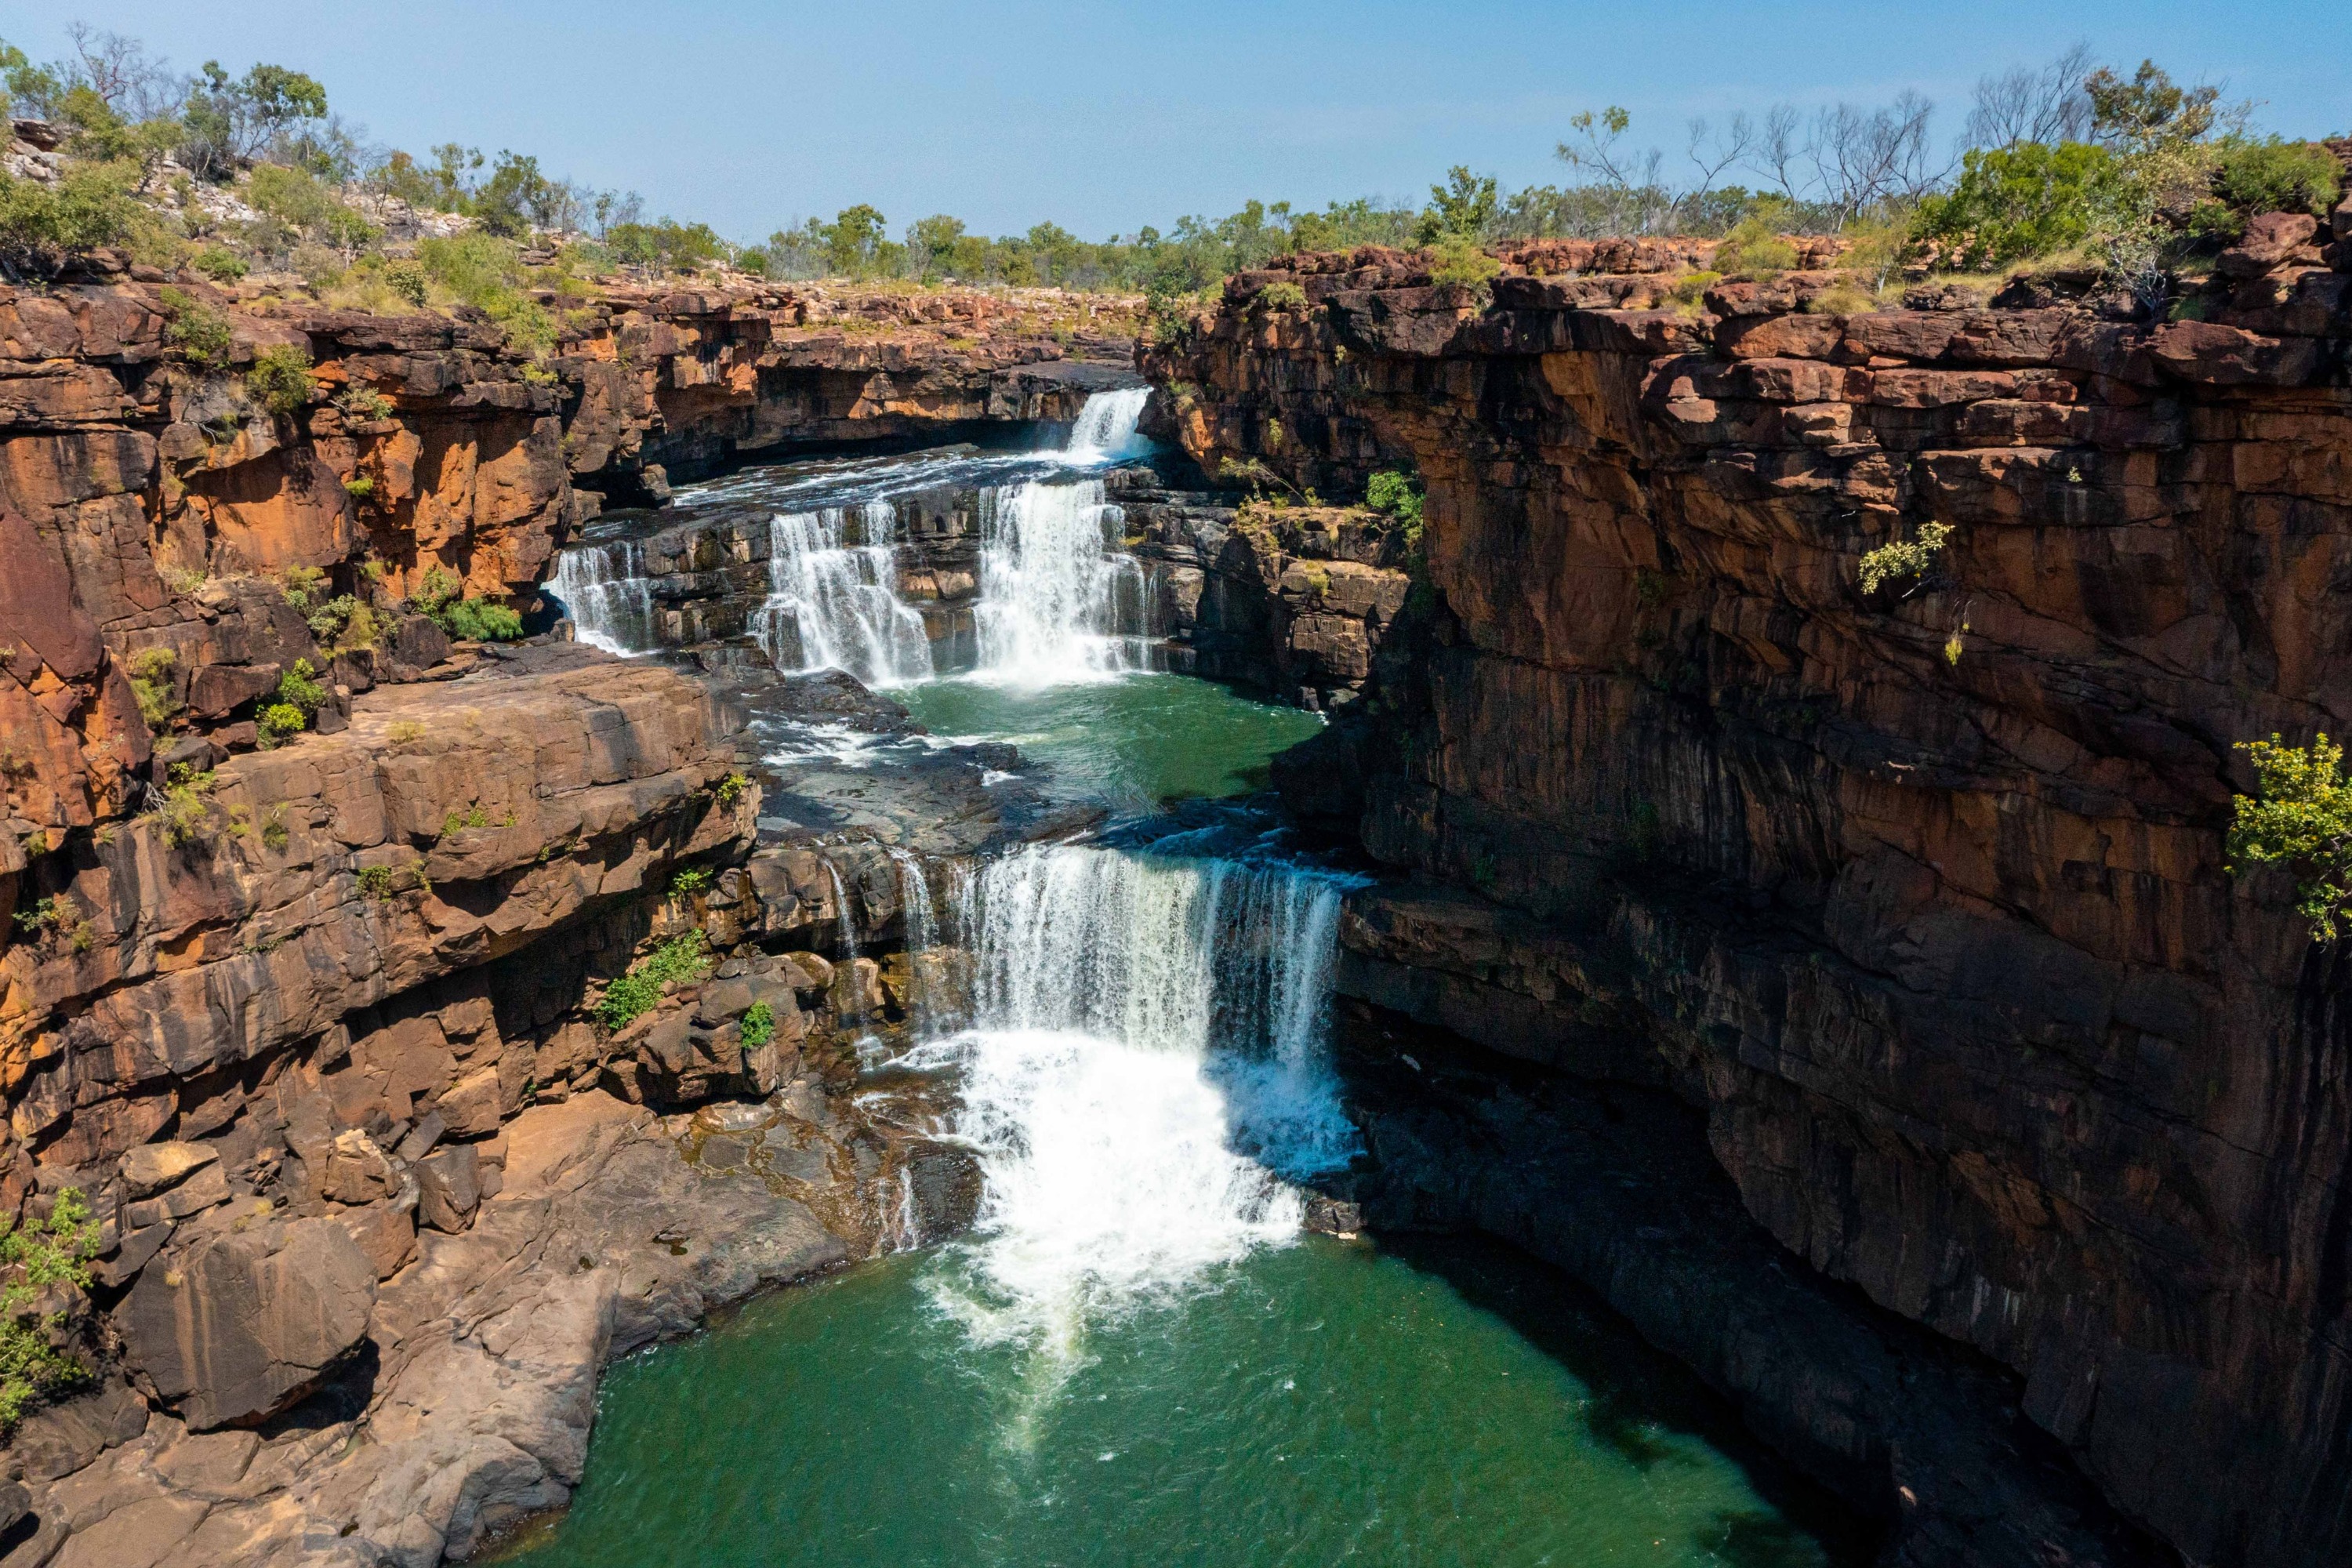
left=416, top=1145, right=481, bottom=1233
left=117, top=1142, right=218, bottom=1200
left=118, top=1163, right=229, bottom=1229
left=120, top=1215, right=377, bottom=1430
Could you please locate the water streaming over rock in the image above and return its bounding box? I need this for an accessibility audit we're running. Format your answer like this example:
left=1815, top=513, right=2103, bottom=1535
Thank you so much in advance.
left=1062, top=386, right=1152, bottom=461
left=550, top=539, right=657, bottom=655
left=754, top=502, right=935, bottom=686
left=971, top=481, right=1154, bottom=684
left=912, top=841, right=1360, bottom=1388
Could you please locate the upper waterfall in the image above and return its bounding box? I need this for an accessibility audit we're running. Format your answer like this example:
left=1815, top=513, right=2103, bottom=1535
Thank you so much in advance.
left=755, top=501, right=935, bottom=688
left=1060, top=386, right=1151, bottom=463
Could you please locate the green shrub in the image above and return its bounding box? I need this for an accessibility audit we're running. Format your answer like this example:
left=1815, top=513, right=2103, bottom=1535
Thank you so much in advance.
left=1255, top=280, right=1308, bottom=311
left=2201, top=136, right=2345, bottom=236
left=336, top=383, right=394, bottom=421
left=1425, top=236, right=1501, bottom=300
left=597, top=931, right=713, bottom=1030
left=257, top=702, right=307, bottom=744
left=157, top=764, right=217, bottom=848
left=0, top=1189, right=101, bottom=1432
left=11, top=896, right=64, bottom=935
left=670, top=866, right=713, bottom=895
left=247, top=344, right=318, bottom=416
left=191, top=245, right=249, bottom=281
left=358, top=864, right=396, bottom=900
left=416, top=233, right=557, bottom=358
left=1714, top=210, right=1801, bottom=279
left=712, top=771, right=752, bottom=808
left=158, top=287, right=236, bottom=370
left=1858, top=521, right=1953, bottom=594
left=411, top=564, right=524, bottom=642
left=2228, top=734, right=2352, bottom=941
left=0, top=162, right=139, bottom=260
left=276, top=657, right=327, bottom=717
left=127, top=647, right=180, bottom=732
left=1912, top=143, right=2121, bottom=271
left=739, top=1000, right=775, bottom=1049
left=343, top=474, right=376, bottom=500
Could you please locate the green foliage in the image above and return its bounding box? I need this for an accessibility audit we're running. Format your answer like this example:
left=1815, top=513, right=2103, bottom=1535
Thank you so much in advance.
left=276, top=656, right=326, bottom=716
left=1857, top=521, right=1953, bottom=594
left=712, top=771, right=751, bottom=808
left=441, top=802, right=492, bottom=837
left=1913, top=142, right=2121, bottom=270
left=343, top=474, right=375, bottom=500
left=607, top=218, right=728, bottom=274
left=2206, top=136, right=2343, bottom=224
left=1713, top=207, right=1801, bottom=278
left=0, top=1189, right=101, bottom=1433
left=411, top=564, right=524, bottom=641
left=739, top=1000, right=775, bottom=1049
left=415, top=234, right=557, bottom=358
left=1254, top=280, right=1308, bottom=312
left=670, top=866, right=713, bottom=895
left=127, top=646, right=180, bottom=732
left=0, top=161, right=140, bottom=260
left=2228, top=734, right=2352, bottom=942
left=1415, top=165, right=1501, bottom=244
left=257, top=702, right=307, bottom=744
left=246, top=343, right=317, bottom=416
left=158, top=286, right=235, bottom=370
left=357, top=863, right=395, bottom=900
left=1366, top=470, right=1425, bottom=543
left=260, top=805, right=290, bottom=851
left=1425, top=235, right=1501, bottom=299
left=156, top=763, right=217, bottom=848
left=11, top=895, right=64, bottom=935
left=191, top=244, right=247, bottom=281
left=336, top=383, right=394, bottom=421
left=597, top=931, right=712, bottom=1030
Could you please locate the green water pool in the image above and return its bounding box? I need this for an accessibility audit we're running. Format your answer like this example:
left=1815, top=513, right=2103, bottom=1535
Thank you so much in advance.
left=897, top=672, right=1327, bottom=811
left=489, top=1235, right=1866, bottom=1568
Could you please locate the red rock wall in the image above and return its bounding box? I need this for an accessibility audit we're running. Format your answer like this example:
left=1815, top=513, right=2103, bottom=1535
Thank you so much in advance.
left=1148, top=212, right=2352, bottom=1567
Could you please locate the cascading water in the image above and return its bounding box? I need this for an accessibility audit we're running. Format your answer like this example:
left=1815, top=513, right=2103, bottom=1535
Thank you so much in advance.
left=971, top=481, right=1153, bottom=684
left=1061, top=386, right=1150, bottom=461
left=755, top=502, right=935, bottom=686
left=913, top=842, right=1360, bottom=1388
left=550, top=539, right=657, bottom=654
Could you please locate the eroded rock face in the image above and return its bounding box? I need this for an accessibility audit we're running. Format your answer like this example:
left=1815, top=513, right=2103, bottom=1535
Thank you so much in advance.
left=120, top=1213, right=379, bottom=1431
left=1149, top=225, right=2352, bottom=1566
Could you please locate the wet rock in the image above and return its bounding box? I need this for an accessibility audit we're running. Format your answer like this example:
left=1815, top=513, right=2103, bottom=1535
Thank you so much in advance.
left=119, top=1215, right=378, bottom=1431
left=902, top=1141, right=983, bottom=1241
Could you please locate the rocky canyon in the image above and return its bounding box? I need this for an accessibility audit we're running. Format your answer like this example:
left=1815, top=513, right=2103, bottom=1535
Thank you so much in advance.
left=2, top=187, right=2351, bottom=1568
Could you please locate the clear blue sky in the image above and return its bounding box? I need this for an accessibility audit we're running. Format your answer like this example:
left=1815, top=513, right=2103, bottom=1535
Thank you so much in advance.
left=8, top=2, right=2346, bottom=242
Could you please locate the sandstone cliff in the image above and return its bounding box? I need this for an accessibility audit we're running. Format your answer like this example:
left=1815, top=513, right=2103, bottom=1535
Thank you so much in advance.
left=1145, top=205, right=2352, bottom=1567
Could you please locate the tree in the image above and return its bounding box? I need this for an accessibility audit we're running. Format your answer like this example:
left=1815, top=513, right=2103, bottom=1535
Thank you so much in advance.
left=822, top=204, right=887, bottom=277
left=1965, top=43, right=2098, bottom=149
left=906, top=213, right=967, bottom=279
left=1416, top=166, right=1498, bottom=244
left=2229, top=734, right=2352, bottom=942
left=177, top=59, right=328, bottom=180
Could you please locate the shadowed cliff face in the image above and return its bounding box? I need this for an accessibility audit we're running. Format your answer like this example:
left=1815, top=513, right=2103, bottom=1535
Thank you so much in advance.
left=1145, top=209, right=2352, bottom=1568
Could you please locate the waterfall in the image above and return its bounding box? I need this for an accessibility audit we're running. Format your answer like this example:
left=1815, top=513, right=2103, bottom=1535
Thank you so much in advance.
left=1061, top=387, right=1150, bottom=461
left=754, top=503, right=935, bottom=688
left=550, top=539, right=656, bottom=655
left=971, top=481, right=1153, bottom=684
left=916, top=842, right=1359, bottom=1370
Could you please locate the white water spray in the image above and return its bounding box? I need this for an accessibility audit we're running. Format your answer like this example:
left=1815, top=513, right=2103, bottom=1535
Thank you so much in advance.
left=755, top=503, right=935, bottom=687
left=918, top=843, right=1360, bottom=1380
left=550, top=539, right=657, bottom=655
left=1061, top=387, right=1151, bottom=462
left=971, top=481, right=1153, bottom=684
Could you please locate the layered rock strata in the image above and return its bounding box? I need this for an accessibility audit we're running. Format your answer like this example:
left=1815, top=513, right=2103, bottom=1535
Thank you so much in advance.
left=1146, top=208, right=2352, bottom=1568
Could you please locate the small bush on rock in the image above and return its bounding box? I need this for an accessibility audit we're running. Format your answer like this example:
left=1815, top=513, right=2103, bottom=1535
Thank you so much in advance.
left=247, top=344, right=318, bottom=416
left=740, top=1001, right=775, bottom=1048
left=1857, top=521, right=1952, bottom=594
left=597, top=931, right=713, bottom=1030
left=0, top=1189, right=101, bottom=1432
left=158, top=286, right=235, bottom=370
left=2229, top=734, right=2352, bottom=942
left=412, top=565, right=524, bottom=642
left=127, top=647, right=180, bottom=732
left=191, top=245, right=248, bottom=281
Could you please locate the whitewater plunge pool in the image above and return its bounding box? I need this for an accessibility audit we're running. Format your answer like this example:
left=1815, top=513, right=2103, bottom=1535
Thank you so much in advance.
left=518, top=404, right=1870, bottom=1566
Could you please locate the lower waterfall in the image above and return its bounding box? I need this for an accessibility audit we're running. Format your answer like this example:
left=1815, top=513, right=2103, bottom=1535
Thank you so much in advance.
left=910, top=842, right=1359, bottom=1370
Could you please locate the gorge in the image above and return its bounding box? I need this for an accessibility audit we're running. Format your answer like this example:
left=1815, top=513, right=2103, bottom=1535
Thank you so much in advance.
left=2, top=186, right=2350, bottom=1568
